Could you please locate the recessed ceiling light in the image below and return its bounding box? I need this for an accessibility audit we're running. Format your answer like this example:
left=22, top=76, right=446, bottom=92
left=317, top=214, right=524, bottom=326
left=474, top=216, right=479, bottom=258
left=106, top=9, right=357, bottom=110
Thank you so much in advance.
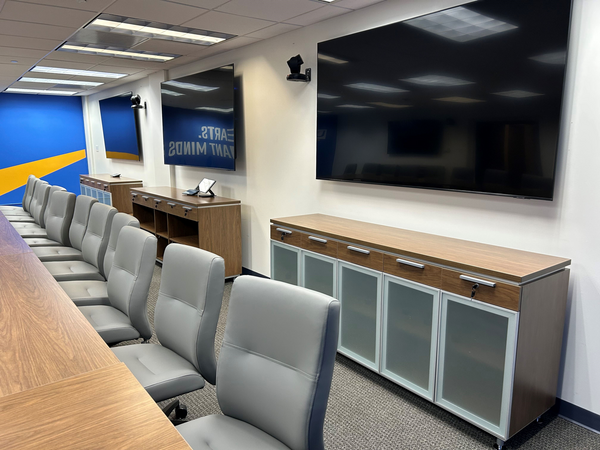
left=195, top=107, right=233, bottom=113
left=20, top=77, right=103, bottom=87
left=31, top=66, right=127, bottom=78
left=368, top=102, right=412, bottom=108
left=4, top=88, right=77, bottom=96
left=401, top=75, right=474, bottom=86
left=60, top=44, right=177, bottom=61
left=494, top=90, right=543, bottom=98
left=406, top=6, right=517, bottom=43
left=434, top=96, right=484, bottom=103
left=337, top=104, right=374, bottom=109
left=161, top=89, right=184, bottom=97
left=346, top=83, right=407, bottom=93
left=163, top=80, right=218, bottom=92
left=318, top=53, right=348, bottom=64
left=318, top=93, right=340, bottom=99
left=529, top=51, right=566, bottom=65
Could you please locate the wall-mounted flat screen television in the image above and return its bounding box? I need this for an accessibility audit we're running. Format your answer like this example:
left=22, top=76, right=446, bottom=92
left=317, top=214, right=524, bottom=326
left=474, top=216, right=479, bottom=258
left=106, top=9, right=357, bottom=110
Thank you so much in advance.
left=316, top=0, right=572, bottom=200
left=99, top=92, right=141, bottom=161
left=161, top=65, right=235, bottom=171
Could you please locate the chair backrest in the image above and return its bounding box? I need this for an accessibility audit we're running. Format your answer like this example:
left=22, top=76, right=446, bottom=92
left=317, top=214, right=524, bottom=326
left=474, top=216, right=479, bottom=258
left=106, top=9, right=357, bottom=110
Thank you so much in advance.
left=45, top=191, right=76, bottom=246
left=81, top=203, right=117, bottom=277
left=107, top=227, right=157, bottom=341
left=155, top=244, right=224, bottom=385
left=42, top=186, right=66, bottom=226
left=31, top=182, right=50, bottom=226
left=69, top=195, right=98, bottom=251
left=27, top=180, right=48, bottom=221
left=103, top=212, right=140, bottom=278
left=22, top=175, right=36, bottom=212
left=216, top=276, right=340, bottom=450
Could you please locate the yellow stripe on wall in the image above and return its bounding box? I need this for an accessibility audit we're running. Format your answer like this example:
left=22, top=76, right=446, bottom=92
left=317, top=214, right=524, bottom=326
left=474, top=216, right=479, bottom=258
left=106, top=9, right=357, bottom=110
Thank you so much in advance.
left=0, top=149, right=86, bottom=197
left=105, top=151, right=140, bottom=161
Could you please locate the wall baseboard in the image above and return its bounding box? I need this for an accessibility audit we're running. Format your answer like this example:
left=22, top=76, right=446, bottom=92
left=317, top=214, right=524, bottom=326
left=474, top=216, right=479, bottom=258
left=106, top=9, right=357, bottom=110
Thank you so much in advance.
left=555, top=399, right=600, bottom=433
left=241, top=267, right=269, bottom=278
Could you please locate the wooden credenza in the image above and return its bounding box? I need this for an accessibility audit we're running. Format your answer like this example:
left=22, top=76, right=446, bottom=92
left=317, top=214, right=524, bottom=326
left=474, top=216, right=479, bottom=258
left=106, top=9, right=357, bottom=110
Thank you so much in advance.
left=269, top=213, right=570, bottom=446
left=80, top=174, right=143, bottom=214
left=131, top=186, right=242, bottom=278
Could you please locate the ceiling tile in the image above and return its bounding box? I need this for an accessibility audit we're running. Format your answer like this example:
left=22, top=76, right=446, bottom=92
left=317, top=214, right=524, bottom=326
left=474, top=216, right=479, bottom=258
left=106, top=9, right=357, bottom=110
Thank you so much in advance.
left=0, top=1, right=96, bottom=28
left=245, top=22, right=300, bottom=39
left=0, top=46, right=48, bottom=59
left=195, top=35, right=261, bottom=58
left=89, top=64, right=146, bottom=75
left=333, top=0, right=385, bottom=9
left=164, top=0, right=229, bottom=8
left=0, top=19, right=76, bottom=40
left=182, top=11, right=275, bottom=35
left=216, top=0, right=323, bottom=22
left=106, top=0, right=208, bottom=26
left=131, top=39, right=206, bottom=55
left=0, top=35, right=62, bottom=51
left=285, top=5, right=350, bottom=26
left=15, top=0, right=116, bottom=12
left=43, top=51, right=110, bottom=65
left=0, top=62, right=31, bottom=77
left=85, top=55, right=168, bottom=70
left=0, top=55, right=39, bottom=66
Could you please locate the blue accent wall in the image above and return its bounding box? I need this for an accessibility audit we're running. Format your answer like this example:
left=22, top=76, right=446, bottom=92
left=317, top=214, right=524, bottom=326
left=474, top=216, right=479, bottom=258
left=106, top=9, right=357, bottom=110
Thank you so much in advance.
left=0, top=93, right=88, bottom=205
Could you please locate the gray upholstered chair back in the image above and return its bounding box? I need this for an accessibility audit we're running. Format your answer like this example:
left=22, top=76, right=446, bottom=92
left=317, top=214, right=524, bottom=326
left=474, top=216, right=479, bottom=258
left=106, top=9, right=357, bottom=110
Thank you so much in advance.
left=27, top=180, right=48, bottom=222
left=81, top=203, right=117, bottom=277
left=45, top=191, right=76, bottom=246
left=103, top=213, right=140, bottom=278
left=217, top=276, right=340, bottom=450
left=69, top=195, right=98, bottom=251
left=155, top=244, right=224, bottom=385
left=22, top=176, right=36, bottom=212
left=31, top=182, right=50, bottom=226
left=43, top=186, right=66, bottom=226
left=107, top=226, right=157, bottom=341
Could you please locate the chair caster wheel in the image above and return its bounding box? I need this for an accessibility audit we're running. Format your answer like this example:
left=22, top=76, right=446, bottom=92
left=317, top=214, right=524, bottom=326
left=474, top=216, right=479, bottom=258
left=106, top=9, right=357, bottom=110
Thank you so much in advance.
left=175, top=404, right=188, bottom=420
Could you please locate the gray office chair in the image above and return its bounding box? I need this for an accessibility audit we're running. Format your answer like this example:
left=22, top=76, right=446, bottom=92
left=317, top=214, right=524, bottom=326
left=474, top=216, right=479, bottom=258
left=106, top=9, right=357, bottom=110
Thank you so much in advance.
left=78, top=227, right=156, bottom=345
left=43, top=202, right=116, bottom=281
left=25, top=194, right=97, bottom=251
left=31, top=190, right=76, bottom=248
left=177, top=276, right=340, bottom=450
left=59, top=213, right=140, bottom=306
left=113, top=244, right=224, bottom=420
left=14, top=186, right=66, bottom=237
left=0, top=175, right=37, bottom=215
left=6, top=180, right=48, bottom=223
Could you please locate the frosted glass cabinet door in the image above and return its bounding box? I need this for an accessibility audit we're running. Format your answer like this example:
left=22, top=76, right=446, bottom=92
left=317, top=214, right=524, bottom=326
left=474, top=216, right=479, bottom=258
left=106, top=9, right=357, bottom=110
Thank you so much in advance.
left=301, top=250, right=336, bottom=298
left=271, top=241, right=301, bottom=286
left=382, top=275, right=439, bottom=400
left=337, top=261, right=381, bottom=370
left=436, top=293, right=518, bottom=439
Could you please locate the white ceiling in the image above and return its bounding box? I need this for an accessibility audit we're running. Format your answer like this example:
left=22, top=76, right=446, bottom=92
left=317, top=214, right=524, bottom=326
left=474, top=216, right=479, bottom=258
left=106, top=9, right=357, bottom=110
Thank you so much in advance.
left=0, top=0, right=385, bottom=95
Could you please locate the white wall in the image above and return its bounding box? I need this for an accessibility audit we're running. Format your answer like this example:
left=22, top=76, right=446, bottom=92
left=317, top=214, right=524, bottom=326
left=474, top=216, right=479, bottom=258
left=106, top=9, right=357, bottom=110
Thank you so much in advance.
left=85, top=0, right=600, bottom=416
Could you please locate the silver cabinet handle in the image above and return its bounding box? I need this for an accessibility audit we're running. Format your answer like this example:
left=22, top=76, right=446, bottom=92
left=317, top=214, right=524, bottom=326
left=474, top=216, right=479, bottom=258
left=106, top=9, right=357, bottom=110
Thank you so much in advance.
left=104, top=184, right=108, bottom=187
left=396, top=258, right=424, bottom=269
left=308, top=236, right=327, bottom=244
left=183, top=206, right=192, bottom=211
left=142, top=196, right=149, bottom=200
left=276, top=228, right=292, bottom=235
left=154, top=199, right=162, bottom=203
left=459, top=275, right=496, bottom=288
left=347, top=245, right=370, bottom=255
left=132, top=193, right=138, bottom=197
left=167, top=202, right=176, bottom=207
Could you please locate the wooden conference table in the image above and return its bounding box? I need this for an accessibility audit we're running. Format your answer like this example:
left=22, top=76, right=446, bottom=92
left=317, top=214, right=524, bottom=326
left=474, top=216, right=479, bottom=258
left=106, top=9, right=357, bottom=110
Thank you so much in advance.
left=0, top=212, right=191, bottom=449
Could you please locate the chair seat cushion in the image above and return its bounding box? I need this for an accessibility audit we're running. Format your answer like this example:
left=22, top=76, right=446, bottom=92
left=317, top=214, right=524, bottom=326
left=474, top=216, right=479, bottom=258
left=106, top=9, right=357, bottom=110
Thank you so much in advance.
left=0, top=206, right=25, bottom=213
left=34, top=246, right=83, bottom=262
left=7, top=215, right=35, bottom=222
left=79, top=305, right=140, bottom=345
left=13, top=222, right=42, bottom=230
left=18, top=228, right=47, bottom=238
left=23, top=238, right=61, bottom=247
left=177, top=415, right=290, bottom=450
left=43, top=261, right=104, bottom=282
left=112, top=344, right=205, bottom=402
left=59, top=280, right=109, bottom=306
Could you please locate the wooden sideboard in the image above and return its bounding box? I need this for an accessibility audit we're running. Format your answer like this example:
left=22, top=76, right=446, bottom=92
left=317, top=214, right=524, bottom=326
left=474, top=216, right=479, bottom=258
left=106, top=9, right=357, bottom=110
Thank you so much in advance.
left=131, top=186, right=242, bottom=278
left=80, top=174, right=143, bottom=214
left=269, top=213, right=570, bottom=447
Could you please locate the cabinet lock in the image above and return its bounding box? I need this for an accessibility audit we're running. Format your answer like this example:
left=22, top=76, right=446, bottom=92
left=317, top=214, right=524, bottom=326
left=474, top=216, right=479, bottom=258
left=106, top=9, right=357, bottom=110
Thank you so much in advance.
left=470, top=283, right=479, bottom=298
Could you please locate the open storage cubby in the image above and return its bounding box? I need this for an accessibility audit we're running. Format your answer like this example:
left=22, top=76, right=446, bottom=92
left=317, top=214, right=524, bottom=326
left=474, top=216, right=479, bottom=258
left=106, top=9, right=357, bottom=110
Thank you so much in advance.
left=133, top=203, right=155, bottom=233
left=155, top=210, right=168, bottom=239
left=157, top=236, right=168, bottom=261
left=168, top=214, right=199, bottom=247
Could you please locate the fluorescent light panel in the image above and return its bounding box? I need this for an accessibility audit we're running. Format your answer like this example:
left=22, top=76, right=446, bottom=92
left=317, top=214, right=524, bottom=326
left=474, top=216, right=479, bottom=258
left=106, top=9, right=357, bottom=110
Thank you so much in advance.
left=163, top=80, right=218, bottom=92
left=20, top=77, right=103, bottom=87
left=494, top=90, right=543, bottom=98
left=318, top=53, right=348, bottom=64
left=196, top=107, right=233, bottom=113
left=402, top=75, right=473, bottom=86
left=406, top=6, right=517, bottom=43
left=31, top=66, right=127, bottom=79
left=60, top=44, right=177, bottom=61
left=161, top=89, right=184, bottom=96
left=346, top=83, right=407, bottom=93
left=4, top=88, right=77, bottom=96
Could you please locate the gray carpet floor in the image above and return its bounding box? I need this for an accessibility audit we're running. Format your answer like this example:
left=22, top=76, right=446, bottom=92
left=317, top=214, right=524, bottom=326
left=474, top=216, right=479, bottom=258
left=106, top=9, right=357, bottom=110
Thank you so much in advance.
left=121, top=265, right=600, bottom=449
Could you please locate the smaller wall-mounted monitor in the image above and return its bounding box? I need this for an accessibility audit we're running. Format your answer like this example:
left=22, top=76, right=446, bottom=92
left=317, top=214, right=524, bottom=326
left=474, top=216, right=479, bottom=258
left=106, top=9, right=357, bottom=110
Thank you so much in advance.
left=99, top=92, right=141, bottom=161
left=161, top=65, right=236, bottom=171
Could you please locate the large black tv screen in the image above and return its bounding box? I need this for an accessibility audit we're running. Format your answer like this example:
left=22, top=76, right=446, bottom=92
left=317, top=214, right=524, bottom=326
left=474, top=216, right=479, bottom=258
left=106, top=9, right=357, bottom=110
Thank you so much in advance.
left=316, top=0, right=572, bottom=200
left=99, top=92, right=141, bottom=161
left=161, top=65, right=235, bottom=170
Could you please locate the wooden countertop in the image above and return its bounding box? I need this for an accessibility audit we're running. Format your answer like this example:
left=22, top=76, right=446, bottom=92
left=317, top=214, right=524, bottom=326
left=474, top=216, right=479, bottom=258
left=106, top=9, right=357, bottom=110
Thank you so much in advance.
left=271, top=214, right=570, bottom=283
left=132, top=186, right=241, bottom=207
left=0, top=364, right=191, bottom=450
left=81, top=174, right=143, bottom=184
left=0, top=212, right=33, bottom=257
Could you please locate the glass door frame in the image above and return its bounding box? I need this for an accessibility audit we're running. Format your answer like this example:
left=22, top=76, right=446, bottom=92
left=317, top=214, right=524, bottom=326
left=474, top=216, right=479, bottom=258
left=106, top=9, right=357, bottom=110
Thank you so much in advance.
left=301, top=249, right=338, bottom=298
left=270, top=240, right=302, bottom=286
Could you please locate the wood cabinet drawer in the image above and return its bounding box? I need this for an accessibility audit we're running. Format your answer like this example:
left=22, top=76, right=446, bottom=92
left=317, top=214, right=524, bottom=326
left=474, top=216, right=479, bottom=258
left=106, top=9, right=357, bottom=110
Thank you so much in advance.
left=133, top=193, right=153, bottom=207
left=301, top=233, right=337, bottom=258
left=383, top=254, right=441, bottom=288
left=338, top=243, right=383, bottom=271
left=441, top=269, right=521, bottom=311
left=131, top=192, right=143, bottom=205
left=163, top=201, right=198, bottom=221
left=270, top=225, right=302, bottom=247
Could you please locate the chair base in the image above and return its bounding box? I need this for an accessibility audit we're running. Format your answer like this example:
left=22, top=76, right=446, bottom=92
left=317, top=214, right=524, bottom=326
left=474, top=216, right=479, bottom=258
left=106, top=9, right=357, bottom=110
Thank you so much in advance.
left=162, top=399, right=188, bottom=425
